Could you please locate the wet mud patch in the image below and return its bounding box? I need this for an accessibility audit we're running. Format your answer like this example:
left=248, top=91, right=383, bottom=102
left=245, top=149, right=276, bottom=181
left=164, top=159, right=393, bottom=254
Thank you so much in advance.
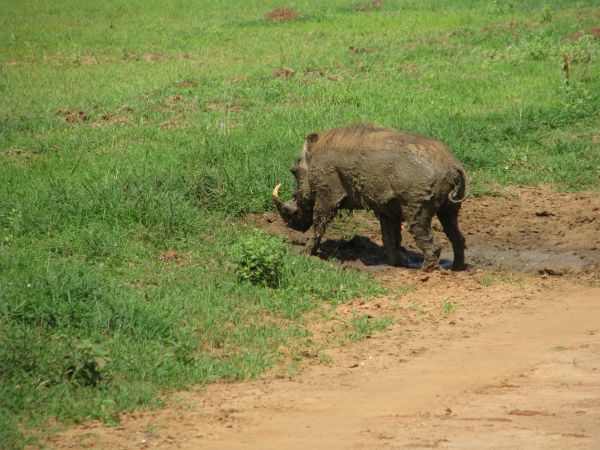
left=253, top=187, right=600, bottom=277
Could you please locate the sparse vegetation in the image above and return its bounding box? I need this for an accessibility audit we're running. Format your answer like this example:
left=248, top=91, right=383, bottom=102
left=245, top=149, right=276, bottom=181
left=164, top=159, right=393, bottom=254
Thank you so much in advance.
left=342, top=314, right=394, bottom=343
left=442, top=299, right=457, bottom=315
left=1, top=0, right=598, bottom=447
left=481, top=275, right=496, bottom=286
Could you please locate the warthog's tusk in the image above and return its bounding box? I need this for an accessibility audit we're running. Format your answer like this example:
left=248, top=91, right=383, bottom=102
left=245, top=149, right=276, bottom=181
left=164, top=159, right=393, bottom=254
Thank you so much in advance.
left=272, top=183, right=282, bottom=200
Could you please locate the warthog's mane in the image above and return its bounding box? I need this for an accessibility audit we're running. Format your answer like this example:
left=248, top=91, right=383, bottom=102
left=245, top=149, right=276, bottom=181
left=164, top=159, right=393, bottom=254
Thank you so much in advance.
left=311, top=124, right=396, bottom=152
left=300, top=124, right=453, bottom=167
left=300, top=124, right=397, bottom=169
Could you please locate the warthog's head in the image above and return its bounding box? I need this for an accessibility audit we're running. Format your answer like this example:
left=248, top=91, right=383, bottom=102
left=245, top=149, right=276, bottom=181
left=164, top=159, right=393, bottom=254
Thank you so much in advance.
left=272, top=135, right=317, bottom=232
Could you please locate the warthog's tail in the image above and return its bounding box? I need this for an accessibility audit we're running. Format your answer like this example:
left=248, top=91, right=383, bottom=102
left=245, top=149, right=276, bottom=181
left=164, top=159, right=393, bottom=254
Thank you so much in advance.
left=447, top=167, right=469, bottom=204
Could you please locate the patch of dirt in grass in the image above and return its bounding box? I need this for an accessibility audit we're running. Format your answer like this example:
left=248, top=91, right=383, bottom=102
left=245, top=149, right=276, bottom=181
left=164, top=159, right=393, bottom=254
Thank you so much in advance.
left=255, top=187, right=600, bottom=279
left=205, top=102, right=242, bottom=113
left=348, top=46, right=378, bottom=53
left=5, top=52, right=195, bottom=68
left=567, top=27, right=600, bottom=41
left=80, top=55, right=99, bottom=65
left=226, top=76, right=248, bottom=86
left=352, top=0, right=384, bottom=12
left=159, top=114, right=187, bottom=129
left=297, top=67, right=350, bottom=84
left=56, top=109, right=88, bottom=123
left=155, top=95, right=193, bottom=112
left=157, top=250, right=184, bottom=261
left=91, top=114, right=128, bottom=127
left=264, top=8, right=299, bottom=22
left=166, top=95, right=184, bottom=104
left=122, top=52, right=172, bottom=62
left=2, top=147, right=39, bottom=164
left=125, top=277, right=160, bottom=288
left=177, top=80, right=199, bottom=88
left=271, top=67, right=295, bottom=78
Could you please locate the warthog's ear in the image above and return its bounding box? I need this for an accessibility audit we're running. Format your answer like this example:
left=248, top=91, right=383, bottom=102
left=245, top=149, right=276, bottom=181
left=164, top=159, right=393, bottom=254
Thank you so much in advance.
left=306, top=133, right=318, bottom=144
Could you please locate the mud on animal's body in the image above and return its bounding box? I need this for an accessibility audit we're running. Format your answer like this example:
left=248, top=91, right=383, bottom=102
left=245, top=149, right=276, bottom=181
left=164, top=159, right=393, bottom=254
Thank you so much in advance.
left=273, top=125, right=469, bottom=271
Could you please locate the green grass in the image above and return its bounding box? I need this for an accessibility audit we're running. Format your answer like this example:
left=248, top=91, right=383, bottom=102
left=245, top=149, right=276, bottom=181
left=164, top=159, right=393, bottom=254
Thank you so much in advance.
left=441, top=299, right=457, bottom=315
left=1, top=0, right=599, bottom=447
left=342, top=314, right=395, bottom=343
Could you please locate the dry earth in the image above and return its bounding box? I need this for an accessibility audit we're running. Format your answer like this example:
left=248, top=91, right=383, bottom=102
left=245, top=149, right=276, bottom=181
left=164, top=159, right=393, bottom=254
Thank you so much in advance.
left=48, top=187, right=600, bottom=449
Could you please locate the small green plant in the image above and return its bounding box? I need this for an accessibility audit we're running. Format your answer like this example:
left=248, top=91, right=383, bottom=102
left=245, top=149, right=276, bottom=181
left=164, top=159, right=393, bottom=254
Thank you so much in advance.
left=559, top=82, right=594, bottom=120
left=66, top=339, right=111, bottom=387
left=344, top=314, right=393, bottom=342
left=540, top=7, right=553, bottom=23
left=441, top=299, right=456, bottom=315
left=233, top=232, right=287, bottom=287
left=1, top=208, right=22, bottom=247
left=481, top=275, right=495, bottom=286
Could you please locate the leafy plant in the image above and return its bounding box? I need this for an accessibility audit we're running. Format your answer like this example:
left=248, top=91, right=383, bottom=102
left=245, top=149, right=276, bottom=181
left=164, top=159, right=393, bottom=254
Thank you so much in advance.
left=232, top=232, right=287, bottom=287
left=66, top=339, right=111, bottom=387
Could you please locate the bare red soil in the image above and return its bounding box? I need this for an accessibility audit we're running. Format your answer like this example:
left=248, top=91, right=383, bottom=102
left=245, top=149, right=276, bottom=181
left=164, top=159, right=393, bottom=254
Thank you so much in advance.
left=264, top=8, right=299, bottom=22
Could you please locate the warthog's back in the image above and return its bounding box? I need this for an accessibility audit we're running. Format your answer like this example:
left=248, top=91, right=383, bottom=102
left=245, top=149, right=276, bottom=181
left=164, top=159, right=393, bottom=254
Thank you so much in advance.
left=305, top=125, right=465, bottom=208
left=307, top=125, right=461, bottom=169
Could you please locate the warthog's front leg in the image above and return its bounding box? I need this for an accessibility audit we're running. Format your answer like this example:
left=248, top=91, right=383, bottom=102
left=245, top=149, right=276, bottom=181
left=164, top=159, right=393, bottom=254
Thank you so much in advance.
left=304, top=204, right=338, bottom=255
left=407, top=205, right=440, bottom=271
left=304, top=179, right=346, bottom=256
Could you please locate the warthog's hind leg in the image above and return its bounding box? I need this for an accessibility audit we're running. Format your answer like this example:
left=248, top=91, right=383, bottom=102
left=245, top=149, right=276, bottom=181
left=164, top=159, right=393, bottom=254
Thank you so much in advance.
left=436, top=203, right=466, bottom=270
left=378, top=213, right=402, bottom=266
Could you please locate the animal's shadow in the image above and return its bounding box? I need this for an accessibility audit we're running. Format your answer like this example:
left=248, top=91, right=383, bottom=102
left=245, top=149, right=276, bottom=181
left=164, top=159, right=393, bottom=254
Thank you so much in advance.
left=314, top=236, right=454, bottom=270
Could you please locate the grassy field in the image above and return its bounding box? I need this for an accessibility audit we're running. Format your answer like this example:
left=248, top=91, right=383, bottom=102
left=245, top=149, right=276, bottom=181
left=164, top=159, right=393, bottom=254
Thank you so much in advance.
left=1, top=0, right=598, bottom=447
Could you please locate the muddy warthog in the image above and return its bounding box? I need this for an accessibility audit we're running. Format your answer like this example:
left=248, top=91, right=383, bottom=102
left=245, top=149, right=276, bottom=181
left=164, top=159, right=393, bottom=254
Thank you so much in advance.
left=272, top=125, right=469, bottom=270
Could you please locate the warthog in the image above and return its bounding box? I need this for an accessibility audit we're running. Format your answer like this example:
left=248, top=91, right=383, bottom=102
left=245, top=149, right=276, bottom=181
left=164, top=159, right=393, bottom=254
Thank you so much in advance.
left=272, top=125, right=469, bottom=270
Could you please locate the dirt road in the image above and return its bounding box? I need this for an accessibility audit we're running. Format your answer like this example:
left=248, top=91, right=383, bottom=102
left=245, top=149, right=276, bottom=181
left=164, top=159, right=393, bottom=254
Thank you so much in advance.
left=50, top=188, right=600, bottom=449
left=194, top=288, right=600, bottom=450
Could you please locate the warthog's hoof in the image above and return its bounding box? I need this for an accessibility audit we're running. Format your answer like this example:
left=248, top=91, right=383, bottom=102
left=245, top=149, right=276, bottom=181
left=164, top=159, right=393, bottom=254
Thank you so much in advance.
left=421, top=259, right=439, bottom=272
left=451, top=261, right=466, bottom=271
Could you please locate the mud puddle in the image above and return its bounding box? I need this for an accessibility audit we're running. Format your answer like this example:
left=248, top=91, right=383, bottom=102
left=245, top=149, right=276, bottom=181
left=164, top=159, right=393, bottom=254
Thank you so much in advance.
left=256, top=186, right=600, bottom=277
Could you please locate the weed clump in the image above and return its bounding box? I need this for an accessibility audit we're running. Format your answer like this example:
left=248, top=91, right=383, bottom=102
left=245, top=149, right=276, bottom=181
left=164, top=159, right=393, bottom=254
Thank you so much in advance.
left=442, top=299, right=456, bottom=315
left=233, top=232, right=287, bottom=287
